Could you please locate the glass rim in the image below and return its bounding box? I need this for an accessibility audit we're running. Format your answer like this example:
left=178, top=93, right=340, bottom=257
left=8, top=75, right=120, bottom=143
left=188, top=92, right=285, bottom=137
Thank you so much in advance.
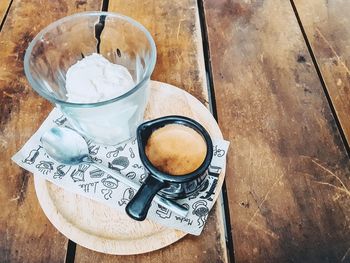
left=23, top=11, right=157, bottom=108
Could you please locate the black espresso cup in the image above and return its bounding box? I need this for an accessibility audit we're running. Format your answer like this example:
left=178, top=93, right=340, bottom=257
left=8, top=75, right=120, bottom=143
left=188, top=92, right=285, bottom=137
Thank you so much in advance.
left=125, top=115, right=213, bottom=221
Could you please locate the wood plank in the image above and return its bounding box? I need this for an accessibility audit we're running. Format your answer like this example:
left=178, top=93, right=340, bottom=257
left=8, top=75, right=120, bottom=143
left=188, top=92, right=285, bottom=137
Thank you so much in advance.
left=0, top=0, right=102, bottom=262
left=293, top=0, right=350, bottom=147
left=0, top=0, right=11, bottom=29
left=74, top=1, right=228, bottom=262
left=203, top=0, right=350, bottom=262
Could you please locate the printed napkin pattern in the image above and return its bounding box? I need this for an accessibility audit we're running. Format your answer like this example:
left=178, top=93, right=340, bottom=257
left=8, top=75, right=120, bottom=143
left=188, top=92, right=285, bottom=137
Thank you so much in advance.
left=12, top=108, right=229, bottom=235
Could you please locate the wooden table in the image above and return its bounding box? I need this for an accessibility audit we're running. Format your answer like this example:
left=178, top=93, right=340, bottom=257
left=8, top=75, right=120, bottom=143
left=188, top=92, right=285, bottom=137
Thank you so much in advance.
left=1, top=1, right=349, bottom=262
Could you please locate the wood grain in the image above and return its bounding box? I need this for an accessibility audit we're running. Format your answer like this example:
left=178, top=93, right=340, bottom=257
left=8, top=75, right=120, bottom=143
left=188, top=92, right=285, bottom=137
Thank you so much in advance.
left=293, top=0, right=350, bottom=146
left=74, top=1, right=228, bottom=262
left=0, top=0, right=11, bottom=29
left=108, top=0, right=208, bottom=105
left=0, top=0, right=102, bottom=262
left=203, top=0, right=350, bottom=262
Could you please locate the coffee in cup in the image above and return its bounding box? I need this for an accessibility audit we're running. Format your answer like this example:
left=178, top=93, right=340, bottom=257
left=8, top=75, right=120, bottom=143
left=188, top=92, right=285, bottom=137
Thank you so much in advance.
left=126, top=115, right=213, bottom=221
left=145, top=124, right=207, bottom=176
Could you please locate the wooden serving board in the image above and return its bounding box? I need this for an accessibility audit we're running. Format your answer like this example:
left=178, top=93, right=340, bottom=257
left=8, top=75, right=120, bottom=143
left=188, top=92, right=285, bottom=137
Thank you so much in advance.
left=34, top=81, right=226, bottom=255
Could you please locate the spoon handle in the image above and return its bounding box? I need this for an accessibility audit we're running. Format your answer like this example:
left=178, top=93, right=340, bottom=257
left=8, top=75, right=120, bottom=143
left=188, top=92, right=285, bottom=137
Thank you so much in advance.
left=88, top=161, right=188, bottom=217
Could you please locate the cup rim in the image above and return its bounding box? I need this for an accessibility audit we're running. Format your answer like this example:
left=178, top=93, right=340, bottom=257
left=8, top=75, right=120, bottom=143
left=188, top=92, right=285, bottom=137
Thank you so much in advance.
left=137, top=115, right=214, bottom=184
left=23, top=11, right=157, bottom=108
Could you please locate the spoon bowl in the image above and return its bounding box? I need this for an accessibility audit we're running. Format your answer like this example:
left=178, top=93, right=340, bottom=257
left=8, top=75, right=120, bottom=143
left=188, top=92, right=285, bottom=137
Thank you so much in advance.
left=41, top=127, right=89, bottom=165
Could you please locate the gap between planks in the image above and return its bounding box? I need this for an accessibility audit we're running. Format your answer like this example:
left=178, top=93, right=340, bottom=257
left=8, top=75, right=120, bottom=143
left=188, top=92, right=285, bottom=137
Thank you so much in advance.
left=290, top=0, right=350, bottom=158
left=0, top=0, right=13, bottom=32
left=197, top=0, right=235, bottom=262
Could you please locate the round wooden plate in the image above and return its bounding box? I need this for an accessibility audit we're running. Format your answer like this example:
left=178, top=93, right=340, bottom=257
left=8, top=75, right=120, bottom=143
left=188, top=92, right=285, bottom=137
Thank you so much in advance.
left=34, top=81, right=225, bottom=255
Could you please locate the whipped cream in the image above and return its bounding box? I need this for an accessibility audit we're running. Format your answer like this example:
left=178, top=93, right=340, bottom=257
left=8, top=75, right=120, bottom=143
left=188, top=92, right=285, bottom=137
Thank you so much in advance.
left=65, top=53, right=134, bottom=103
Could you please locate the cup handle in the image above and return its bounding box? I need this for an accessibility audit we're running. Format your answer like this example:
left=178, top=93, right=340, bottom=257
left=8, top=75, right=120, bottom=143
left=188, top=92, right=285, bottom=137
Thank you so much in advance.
left=126, top=175, right=167, bottom=221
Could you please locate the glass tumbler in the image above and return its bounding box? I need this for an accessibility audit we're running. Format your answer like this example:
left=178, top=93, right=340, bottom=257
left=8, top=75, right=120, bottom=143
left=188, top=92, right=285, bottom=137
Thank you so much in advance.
left=24, top=12, right=156, bottom=145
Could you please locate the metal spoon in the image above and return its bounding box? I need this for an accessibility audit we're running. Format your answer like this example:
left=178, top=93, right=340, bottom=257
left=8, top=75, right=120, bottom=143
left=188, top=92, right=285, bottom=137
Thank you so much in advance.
left=40, top=126, right=188, bottom=218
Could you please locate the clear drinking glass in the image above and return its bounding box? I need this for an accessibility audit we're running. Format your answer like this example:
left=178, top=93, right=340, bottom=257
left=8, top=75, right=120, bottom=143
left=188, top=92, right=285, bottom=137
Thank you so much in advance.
left=24, top=12, right=156, bottom=145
